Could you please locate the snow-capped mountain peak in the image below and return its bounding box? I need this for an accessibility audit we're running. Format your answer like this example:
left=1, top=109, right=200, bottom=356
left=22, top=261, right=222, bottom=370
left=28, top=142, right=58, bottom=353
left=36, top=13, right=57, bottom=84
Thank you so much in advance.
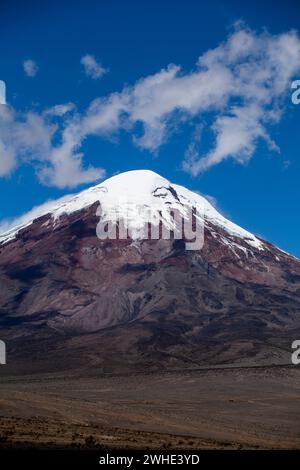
left=0, top=169, right=263, bottom=250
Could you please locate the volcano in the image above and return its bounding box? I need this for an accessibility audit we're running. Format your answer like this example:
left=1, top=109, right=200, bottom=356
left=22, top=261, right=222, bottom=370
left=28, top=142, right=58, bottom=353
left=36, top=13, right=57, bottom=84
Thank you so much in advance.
left=0, top=170, right=299, bottom=374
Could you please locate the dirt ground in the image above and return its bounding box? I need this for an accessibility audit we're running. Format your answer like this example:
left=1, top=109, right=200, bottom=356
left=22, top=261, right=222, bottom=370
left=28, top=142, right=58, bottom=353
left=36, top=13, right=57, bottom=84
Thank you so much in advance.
left=0, top=365, right=299, bottom=449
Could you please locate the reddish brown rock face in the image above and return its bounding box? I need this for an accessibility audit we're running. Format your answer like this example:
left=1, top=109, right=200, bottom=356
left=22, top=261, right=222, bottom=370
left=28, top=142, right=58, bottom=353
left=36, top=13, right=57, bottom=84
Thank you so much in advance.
left=0, top=193, right=300, bottom=375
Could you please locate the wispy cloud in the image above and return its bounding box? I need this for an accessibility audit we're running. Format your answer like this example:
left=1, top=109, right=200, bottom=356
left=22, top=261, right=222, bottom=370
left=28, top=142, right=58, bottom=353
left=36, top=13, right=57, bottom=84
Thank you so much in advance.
left=0, top=194, right=73, bottom=235
left=80, top=54, right=108, bottom=80
left=1, top=25, right=300, bottom=188
left=43, top=103, right=76, bottom=117
left=23, top=59, right=39, bottom=77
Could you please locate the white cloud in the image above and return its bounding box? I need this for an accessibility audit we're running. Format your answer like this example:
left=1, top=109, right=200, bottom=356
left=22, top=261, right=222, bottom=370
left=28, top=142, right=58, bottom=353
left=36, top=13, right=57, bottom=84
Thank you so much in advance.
left=182, top=27, right=299, bottom=174
left=80, top=54, right=108, bottom=80
left=76, top=26, right=300, bottom=174
left=43, top=103, right=75, bottom=117
left=23, top=59, right=39, bottom=77
left=38, top=120, right=105, bottom=188
left=1, top=25, right=300, bottom=188
left=183, top=104, right=279, bottom=175
left=0, top=104, right=104, bottom=188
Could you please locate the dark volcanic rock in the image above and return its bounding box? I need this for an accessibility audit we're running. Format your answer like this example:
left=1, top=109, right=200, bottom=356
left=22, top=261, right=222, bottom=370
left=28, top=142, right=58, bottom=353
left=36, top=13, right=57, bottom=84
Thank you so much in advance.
left=0, top=171, right=299, bottom=374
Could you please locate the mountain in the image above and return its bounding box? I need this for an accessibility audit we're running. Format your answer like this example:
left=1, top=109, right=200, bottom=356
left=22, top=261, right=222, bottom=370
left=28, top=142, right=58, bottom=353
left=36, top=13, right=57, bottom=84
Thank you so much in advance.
left=0, top=170, right=299, bottom=374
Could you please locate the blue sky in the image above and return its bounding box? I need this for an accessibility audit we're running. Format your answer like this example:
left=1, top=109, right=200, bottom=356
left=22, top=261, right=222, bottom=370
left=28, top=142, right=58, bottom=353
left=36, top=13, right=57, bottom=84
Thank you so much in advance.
left=0, top=0, right=300, bottom=256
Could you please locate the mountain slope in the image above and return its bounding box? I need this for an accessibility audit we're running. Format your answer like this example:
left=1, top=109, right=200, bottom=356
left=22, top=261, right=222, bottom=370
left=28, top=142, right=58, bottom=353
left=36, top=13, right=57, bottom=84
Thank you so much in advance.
left=0, top=170, right=299, bottom=374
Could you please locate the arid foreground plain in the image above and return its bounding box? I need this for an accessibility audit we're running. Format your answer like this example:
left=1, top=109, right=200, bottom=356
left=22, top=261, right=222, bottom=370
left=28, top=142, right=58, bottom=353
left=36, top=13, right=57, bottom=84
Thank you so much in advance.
left=0, top=365, right=299, bottom=450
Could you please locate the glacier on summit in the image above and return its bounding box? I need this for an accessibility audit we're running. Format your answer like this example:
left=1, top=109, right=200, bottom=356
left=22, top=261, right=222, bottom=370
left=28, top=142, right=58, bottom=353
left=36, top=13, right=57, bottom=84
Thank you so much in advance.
left=0, top=170, right=263, bottom=251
